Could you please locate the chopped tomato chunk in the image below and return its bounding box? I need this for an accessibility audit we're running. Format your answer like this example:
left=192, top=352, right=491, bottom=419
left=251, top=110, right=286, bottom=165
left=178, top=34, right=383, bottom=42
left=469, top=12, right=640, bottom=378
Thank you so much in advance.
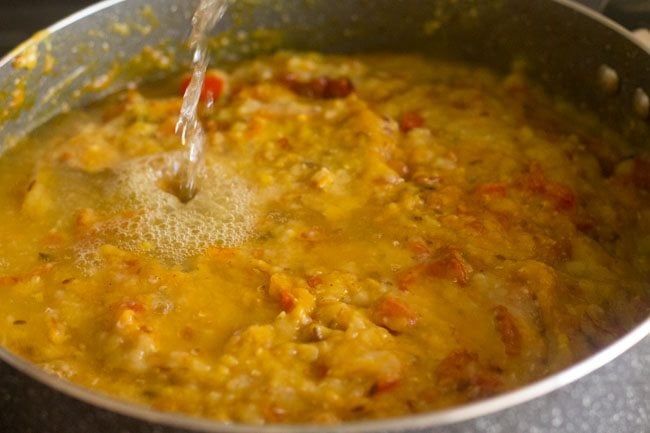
left=397, top=248, right=473, bottom=290
left=518, top=162, right=576, bottom=211
left=283, top=74, right=355, bottom=99
left=546, top=183, right=576, bottom=211
left=399, top=111, right=424, bottom=132
left=425, top=248, right=472, bottom=286
left=436, top=350, right=502, bottom=398
left=306, top=275, right=323, bottom=288
left=492, top=305, right=522, bottom=357
left=369, top=378, right=401, bottom=395
left=397, top=264, right=423, bottom=291
left=279, top=290, right=297, bottom=312
left=371, top=296, right=418, bottom=333
left=474, top=182, right=508, bottom=197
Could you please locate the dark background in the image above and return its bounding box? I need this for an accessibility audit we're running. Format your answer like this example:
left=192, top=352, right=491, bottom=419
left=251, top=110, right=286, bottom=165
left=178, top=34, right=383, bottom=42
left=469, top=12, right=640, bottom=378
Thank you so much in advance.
left=1, top=0, right=95, bottom=55
left=1, top=0, right=650, bottom=56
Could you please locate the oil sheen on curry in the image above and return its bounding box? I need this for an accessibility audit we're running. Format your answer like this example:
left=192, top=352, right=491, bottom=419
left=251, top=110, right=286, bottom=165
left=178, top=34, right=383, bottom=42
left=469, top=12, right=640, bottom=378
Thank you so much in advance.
left=0, top=52, right=649, bottom=424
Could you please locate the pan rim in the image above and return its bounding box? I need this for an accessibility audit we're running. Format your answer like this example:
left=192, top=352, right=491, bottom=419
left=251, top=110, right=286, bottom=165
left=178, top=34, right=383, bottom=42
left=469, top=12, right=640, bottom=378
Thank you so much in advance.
left=0, top=0, right=648, bottom=431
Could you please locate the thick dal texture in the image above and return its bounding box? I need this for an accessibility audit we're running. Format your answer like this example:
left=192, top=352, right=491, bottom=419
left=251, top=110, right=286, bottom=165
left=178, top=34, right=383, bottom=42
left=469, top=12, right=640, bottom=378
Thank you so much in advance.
left=0, top=52, right=649, bottom=424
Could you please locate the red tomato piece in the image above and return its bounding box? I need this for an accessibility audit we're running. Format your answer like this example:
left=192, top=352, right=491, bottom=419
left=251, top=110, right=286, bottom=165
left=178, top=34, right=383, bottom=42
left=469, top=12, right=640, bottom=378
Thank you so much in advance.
left=547, top=183, right=576, bottom=211
left=399, top=111, right=424, bottom=132
left=519, top=162, right=576, bottom=212
left=282, top=74, right=355, bottom=99
left=492, top=305, right=522, bottom=357
left=324, top=77, right=354, bottom=99
left=279, top=290, right=297, bottom=312
left=436, top=350, right=502, bottom=398
left=370, top=378, right=401, bottom=395
left=179, top=71, right=225, bottom=102
left=397, top=248, right=473, bottom=289
left=474, top=182, right=508, bottom=197
left=371, top=296, right=418, bottom=333
left=425, top=248, right=472, bottom=286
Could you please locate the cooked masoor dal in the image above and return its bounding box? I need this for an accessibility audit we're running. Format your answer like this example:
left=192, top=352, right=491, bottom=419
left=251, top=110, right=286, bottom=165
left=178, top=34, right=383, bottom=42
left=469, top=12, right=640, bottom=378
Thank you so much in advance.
left=0, top=52, right=649, bottom=424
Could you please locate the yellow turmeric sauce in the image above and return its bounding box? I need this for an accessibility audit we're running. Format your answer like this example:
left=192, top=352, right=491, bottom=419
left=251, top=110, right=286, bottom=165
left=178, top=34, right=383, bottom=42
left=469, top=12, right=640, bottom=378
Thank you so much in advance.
left=0, top=52, right=648, bottom=424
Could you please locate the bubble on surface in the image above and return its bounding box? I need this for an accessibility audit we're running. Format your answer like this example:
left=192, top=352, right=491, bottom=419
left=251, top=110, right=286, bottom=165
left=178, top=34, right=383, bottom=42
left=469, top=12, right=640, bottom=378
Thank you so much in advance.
left=76, top=152, right=255, bottom=268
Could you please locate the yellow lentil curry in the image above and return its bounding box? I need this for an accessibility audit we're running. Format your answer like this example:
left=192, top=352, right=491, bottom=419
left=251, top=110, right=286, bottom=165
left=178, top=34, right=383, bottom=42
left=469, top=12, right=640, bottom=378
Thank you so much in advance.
left=0, top=52, right=649, bottom=424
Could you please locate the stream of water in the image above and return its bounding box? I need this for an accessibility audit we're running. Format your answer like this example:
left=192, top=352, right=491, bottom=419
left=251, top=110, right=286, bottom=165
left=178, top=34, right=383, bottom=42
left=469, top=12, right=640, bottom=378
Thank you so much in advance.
left=173, top=0, right=229, bottom=203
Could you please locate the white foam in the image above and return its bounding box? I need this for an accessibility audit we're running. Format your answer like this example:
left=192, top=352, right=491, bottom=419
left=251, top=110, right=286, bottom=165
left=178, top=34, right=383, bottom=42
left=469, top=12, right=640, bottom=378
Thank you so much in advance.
left=77, top=152, right=255, bottom=268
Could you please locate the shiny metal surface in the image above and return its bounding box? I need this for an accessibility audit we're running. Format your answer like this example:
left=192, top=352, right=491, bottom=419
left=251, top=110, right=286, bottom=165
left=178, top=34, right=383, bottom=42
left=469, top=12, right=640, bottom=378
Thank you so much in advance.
left=0, top=1, right=648, bottom=432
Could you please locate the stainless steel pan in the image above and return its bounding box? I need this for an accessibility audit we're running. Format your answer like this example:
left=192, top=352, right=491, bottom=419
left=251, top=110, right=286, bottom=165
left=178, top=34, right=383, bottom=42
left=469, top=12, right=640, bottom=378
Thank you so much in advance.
left=0, top=1, right=648, bottom=432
